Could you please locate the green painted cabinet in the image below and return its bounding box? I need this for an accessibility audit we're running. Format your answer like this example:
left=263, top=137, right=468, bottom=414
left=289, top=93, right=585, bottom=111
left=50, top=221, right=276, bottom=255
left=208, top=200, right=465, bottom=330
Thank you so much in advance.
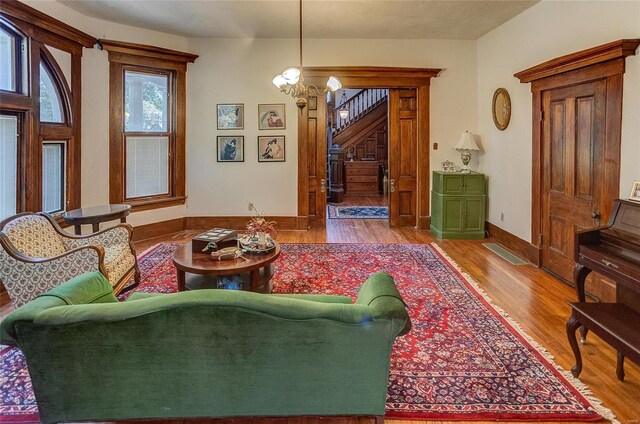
left=430, top=171, right=486, bottom=239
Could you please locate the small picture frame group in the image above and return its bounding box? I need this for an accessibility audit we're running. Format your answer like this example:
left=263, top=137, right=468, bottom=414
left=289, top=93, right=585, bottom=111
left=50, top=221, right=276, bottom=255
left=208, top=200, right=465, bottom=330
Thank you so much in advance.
left=217, top=104, right=244, bottom=130
left=216, top=136, right=244, bottom=162
left=258, top=136, right=285, bottom=162
left=258, top=104, right=286, bottom=130
left=630, top=181, right=640, bottom=202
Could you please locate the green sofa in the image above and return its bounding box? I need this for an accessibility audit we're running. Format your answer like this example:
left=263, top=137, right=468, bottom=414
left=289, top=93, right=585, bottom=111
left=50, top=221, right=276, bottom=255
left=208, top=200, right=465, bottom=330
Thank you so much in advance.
left=1, top=271, right=411, bottom=423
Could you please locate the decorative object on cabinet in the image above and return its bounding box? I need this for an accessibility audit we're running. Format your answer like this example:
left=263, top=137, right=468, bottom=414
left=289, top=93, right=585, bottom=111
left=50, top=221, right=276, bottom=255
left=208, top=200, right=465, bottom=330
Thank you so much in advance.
left=258, top=104, right=286, bottom=130
left=430, top=171, right=486, bottom=239
left=216, top=136, right=244, bottom=162
left=216, top=104, right=244, bottom=129
left=258, top=136, right=285, bottom=162
left=441, top=160, right=456, bottom=173
left=630, top=181, right=640, bottom=201
left=345, top=161, right=379, bottom=196
left=492, top=88, right=511, bottom=131
left=454, top=131, right=480, bottom=173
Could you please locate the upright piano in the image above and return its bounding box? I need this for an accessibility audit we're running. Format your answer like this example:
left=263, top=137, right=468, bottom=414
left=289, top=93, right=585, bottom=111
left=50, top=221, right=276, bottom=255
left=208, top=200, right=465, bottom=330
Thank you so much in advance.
left=566, top=199, right=640, bottom=381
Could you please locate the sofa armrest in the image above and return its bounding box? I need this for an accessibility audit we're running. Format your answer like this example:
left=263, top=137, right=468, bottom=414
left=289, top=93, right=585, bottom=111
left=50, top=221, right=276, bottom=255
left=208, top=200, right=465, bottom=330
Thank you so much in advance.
left=356, top=272, right=411, bottom=336
left=1, top=272, right=116, bottom=345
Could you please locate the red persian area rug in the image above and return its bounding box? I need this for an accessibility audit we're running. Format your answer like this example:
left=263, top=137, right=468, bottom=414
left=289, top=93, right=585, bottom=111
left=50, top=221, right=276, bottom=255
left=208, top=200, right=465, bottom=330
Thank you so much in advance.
left=0, top=242, right=616, bottom=423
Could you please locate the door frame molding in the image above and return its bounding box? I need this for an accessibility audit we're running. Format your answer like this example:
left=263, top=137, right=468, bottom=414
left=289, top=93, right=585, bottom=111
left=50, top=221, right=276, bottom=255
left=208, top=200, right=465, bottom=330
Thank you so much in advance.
left=297, top=66, right=442, bottom=229
left=515, top=39, right=640, bottom=265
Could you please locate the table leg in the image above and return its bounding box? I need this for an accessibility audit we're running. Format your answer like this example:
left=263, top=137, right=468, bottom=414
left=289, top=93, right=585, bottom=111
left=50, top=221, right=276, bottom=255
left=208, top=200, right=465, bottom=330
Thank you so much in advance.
left=616, top=352, right=625, bottom=381
left=177, top=269, right=186, bottom=291
left=566, top=312, right=583, bottom=378
left=250, top=269, right=259, bottom=291
left=92, top=223, right=100, bottom=233
left=120, top=217, right=127, bottom=223
left=74, top=225, right=82, bottom=235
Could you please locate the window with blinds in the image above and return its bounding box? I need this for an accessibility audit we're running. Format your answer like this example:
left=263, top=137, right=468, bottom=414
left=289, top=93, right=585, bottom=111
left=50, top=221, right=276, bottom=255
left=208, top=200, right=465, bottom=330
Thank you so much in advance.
left=0, top=113, right=18, bottom=220
left=42, top=142, right=66, bottom=214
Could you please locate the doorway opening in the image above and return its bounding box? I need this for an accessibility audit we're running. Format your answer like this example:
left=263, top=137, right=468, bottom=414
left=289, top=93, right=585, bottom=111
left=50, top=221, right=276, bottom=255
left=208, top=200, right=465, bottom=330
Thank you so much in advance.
left=326, top=88, right=389, bottom=223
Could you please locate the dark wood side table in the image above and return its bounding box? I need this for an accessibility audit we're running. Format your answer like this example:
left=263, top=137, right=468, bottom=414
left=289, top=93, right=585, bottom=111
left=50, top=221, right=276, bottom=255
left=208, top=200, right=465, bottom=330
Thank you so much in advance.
left=62, top=204, right=131, bottom=235
left=172, top=241, right=280, bottom=293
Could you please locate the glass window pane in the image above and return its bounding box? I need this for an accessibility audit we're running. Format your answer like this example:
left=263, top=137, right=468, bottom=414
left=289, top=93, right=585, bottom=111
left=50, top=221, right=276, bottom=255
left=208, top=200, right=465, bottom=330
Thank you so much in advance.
left=42, top=142, right=65, bottom=214
left=40, top=62, right=64, bottom=123
left=126, top=135, right=169, bottom=198
left=0, top=27, right=16, bottom=92
left=0, top=114, right=18, bottom=220
left=124, top=71, right=168, bottom=132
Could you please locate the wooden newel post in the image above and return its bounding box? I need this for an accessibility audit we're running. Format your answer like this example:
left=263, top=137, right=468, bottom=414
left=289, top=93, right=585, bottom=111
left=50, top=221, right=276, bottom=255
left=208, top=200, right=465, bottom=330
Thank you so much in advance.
left=329, top=144, right=345, bottom=203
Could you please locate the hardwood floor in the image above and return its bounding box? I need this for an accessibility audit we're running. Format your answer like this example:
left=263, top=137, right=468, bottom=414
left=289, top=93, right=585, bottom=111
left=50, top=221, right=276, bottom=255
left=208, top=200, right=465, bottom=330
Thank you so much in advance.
left=2, top=217, right=638, bottom=424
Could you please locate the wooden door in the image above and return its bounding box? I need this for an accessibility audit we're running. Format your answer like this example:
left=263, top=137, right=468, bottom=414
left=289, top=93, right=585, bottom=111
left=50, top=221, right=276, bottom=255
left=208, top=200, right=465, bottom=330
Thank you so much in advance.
left=541, top=80, right=609, bottom=293
left=388, top=89, right=417, bottom=227
left=301, top=96, right=327, bottom=227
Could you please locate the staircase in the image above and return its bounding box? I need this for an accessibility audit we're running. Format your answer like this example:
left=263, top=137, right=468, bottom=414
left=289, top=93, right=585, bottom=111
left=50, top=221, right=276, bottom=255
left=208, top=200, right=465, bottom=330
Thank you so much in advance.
left=331, top=89, right=388, bottom=158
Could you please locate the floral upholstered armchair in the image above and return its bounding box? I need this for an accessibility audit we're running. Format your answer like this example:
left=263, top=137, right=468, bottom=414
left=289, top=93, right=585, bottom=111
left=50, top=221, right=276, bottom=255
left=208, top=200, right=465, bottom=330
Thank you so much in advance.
left=0, top=212, right=139, bottom=308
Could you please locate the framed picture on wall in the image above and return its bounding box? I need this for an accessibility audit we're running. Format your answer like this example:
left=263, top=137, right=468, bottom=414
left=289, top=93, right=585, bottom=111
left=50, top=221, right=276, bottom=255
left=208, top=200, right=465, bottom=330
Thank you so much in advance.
left=217, top=136, right=244, bottom=162
left=217, top=104, right=244, bottom=129
left=258, top=104, right=286, bottom=130
left=630, top=181, right=640, bottom=202
left=258, top=136, right=285, bottom=162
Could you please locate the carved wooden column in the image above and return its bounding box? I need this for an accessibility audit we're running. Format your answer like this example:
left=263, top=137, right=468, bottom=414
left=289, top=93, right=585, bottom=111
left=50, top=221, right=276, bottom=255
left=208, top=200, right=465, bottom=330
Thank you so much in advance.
left=329, top=145, right=345, bottom=203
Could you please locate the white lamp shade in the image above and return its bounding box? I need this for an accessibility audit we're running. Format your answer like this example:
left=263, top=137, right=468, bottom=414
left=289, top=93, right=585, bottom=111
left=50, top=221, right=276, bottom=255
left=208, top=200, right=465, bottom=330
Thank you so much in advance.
left=455, top=131, right=480, bottom=151
left=339, top=108, right=349, bottom=119
left=326, top=76, right=342, bottom=92
left=282, top=67, right=301, bottom=84
left=272, top=74, right=287, bottom=88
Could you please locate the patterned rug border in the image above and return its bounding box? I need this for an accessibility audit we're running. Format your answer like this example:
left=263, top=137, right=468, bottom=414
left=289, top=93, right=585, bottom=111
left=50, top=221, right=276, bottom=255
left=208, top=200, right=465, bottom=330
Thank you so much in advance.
left=425, top=242, right=618, bottom=424
left=327, top=205, right=389, bottom=219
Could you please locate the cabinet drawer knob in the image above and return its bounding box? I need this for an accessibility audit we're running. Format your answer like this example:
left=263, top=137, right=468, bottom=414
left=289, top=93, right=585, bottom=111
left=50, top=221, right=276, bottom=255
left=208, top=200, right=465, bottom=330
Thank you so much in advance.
left=601, top=259, right=619, bottom=269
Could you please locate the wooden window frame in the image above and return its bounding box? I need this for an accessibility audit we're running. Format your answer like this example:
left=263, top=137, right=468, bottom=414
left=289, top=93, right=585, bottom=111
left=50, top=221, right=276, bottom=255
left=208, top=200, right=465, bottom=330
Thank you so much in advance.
left=102, top=39, right=197, bottom=212
left=0, top=21, right=26, bottom=95
left=0, top=1, right=95, bottom=216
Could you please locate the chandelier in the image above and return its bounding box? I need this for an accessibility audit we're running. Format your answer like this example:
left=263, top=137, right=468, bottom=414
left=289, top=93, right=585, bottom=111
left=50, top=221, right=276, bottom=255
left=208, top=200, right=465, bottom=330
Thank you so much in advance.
left=338, top=91, right=349, bottom=119
left=272, top=0, right=342, bottom=110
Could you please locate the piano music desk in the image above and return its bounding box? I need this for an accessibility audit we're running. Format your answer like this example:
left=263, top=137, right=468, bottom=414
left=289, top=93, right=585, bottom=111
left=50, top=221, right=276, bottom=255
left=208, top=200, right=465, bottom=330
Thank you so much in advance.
left=566, top=199, right=640, bottom=381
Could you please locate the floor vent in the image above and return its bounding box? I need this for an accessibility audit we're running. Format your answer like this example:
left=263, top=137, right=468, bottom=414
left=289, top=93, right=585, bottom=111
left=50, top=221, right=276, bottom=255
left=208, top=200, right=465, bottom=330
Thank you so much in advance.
left=483, top=243, right=527, bottom=265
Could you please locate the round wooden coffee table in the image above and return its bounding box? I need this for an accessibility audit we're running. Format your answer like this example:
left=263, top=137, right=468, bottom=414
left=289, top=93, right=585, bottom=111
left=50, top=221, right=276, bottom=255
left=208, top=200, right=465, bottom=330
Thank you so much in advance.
left=172, top=241, right=280, bottom=293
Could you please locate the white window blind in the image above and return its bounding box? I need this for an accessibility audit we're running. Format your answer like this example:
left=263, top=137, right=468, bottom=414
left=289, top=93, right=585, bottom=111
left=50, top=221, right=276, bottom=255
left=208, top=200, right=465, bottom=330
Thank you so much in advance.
left=0, top=114, right=18, bottom=220
left=126, top=135, right=169, bottom=198
left=42, top=142, right=65, bottom=214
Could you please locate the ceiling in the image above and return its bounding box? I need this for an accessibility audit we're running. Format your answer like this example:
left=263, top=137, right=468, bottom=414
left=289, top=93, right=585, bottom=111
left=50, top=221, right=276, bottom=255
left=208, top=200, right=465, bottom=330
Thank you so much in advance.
left=58, top=0, right=540, bottom=40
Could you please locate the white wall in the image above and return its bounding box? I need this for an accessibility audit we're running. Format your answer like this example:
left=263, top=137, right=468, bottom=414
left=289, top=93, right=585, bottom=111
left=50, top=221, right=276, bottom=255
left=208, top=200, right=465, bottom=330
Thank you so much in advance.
left=24, top=0, right=189, bottom=227
left=477, top=0, right=640, bottom=241
left=187, top=38, right=478, bottom=216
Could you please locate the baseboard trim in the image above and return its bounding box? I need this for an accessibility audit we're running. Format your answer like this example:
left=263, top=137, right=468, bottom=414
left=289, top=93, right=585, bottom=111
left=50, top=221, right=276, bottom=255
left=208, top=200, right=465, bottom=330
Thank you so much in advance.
left=486, top=222, right=540, bottom=265
left=132, top=218, right=186, bottom=242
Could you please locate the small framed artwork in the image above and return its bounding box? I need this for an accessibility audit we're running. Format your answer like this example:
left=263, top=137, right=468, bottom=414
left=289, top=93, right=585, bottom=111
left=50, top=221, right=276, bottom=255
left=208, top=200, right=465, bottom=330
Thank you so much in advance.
left=258, top=104, right=286, bottom=130
left=258, top=136, right=285, bottom=162
left=217, top=104, right=244, bottom=130
left=217, top=136, right=244, bottom=162
left=630, top=181, right=640, bottom=202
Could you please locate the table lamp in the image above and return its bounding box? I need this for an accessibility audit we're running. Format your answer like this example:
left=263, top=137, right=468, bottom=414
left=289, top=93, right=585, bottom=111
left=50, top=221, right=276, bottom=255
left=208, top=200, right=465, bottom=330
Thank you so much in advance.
left=455, top=131, right=480, bottom=173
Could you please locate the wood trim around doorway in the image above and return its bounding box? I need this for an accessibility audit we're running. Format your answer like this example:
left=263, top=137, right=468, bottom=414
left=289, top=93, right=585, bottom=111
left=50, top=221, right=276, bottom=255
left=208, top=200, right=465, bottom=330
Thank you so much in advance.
left=515, top=39, right=640, bottom=264
left=297, top=66, right=442, bottom=229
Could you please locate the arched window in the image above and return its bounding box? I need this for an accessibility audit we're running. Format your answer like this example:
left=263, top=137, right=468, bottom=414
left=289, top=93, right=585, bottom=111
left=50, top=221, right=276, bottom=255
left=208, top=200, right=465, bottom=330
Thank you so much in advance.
left=0, top=3, right=95, bottom=219
left=39, top=61, right=66, bottom=123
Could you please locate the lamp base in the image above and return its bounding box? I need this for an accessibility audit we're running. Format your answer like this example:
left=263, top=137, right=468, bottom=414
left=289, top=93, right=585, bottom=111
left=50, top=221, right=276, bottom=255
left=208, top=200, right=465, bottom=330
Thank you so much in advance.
left=459, top=151, right=472, bottom=173
left=459, top=165, right=471, bottom=174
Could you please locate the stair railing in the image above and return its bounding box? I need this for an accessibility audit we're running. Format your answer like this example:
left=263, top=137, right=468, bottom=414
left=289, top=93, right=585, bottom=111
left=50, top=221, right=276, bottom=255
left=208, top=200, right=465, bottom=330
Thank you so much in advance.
left=332, top=88, right=388, bottom=134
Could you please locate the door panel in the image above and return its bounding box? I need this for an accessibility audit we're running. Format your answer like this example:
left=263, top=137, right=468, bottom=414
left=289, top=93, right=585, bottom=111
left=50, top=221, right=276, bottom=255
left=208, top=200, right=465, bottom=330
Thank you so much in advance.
left=305, top=96, right=327, bottom=226
left=541, top=80, right=607, bottom=295
left=389, top=89, right=417, bottom=227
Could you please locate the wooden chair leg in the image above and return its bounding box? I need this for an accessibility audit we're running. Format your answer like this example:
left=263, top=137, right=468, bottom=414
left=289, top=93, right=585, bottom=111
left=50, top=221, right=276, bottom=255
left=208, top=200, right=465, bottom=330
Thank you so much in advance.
left=616, top=352, right=625, bottom=381
left=375, top=415, right=384, bottom=424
